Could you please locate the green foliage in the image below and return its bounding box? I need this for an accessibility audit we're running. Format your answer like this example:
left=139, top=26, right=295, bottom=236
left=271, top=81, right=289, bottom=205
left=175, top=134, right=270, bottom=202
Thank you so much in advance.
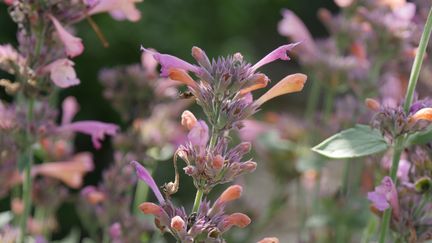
left=406, top=126, right=432, bottom=146
left=312, top=124, right=388, bottom=159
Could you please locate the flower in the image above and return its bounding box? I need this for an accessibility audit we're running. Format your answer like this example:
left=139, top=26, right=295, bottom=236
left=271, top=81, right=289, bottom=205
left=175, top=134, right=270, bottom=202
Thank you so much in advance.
left=49, top=15, right=84, bottom=58
left=181, top=110, right=198, bottom=130
left=87, top=0, right=143, bottom=22
left=57, top=121, right=119, bottom=149
left=187, top=120, right=209, bottom=148
left=61, top=96, right=79, bottom=125
left=44, top=59, right=80, bottom=88
left=131, top=161, right=165, bottom=204
left=32, top=152, right=94, bottom=189
left=367, top=176, right=400, bottom=219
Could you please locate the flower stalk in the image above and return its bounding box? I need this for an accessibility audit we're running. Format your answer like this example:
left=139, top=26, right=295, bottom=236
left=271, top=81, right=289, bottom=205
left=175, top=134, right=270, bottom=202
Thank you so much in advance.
left=378, top=6, right=432, bottom=243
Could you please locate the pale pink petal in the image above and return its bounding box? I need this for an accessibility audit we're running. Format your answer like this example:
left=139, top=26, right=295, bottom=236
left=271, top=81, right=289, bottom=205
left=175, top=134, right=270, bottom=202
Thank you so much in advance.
left=45, top=59, right=80, bottom=88
left=32, top=152, right=94, bottom=188
left=61, top=96, right=80, bottom=125
left=141, top=48, right=158, bottom=72
left=334, top=0, right=354, bottom=7
left=57, top=121, right=119, bottom=149
left=188, top=120, right=209, bottom=147
left=141, top=47, right=199, bottom=77
left=49, top=15, right=84, bottom=58
left=393, top=2, right=416, bottom=20
left=251, top=43, right=299, bottom=71
left=87, top=0, right=143, bottom=22
left=278, top=10, right=317, bottom=58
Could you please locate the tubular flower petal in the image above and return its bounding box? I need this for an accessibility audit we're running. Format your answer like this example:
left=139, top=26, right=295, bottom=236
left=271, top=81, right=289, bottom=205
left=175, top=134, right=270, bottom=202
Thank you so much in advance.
left=239, top=74, right=269, bottom=95
left=219, top=213, right=251, bottom=231
left=45, top=59, right=80, bottom=88
left=87, top=0, right=143, bottom=22
left=217, top=185, right=242, bottom=204
left=168, top=68, right=198, bottom=90
left=187, top=120, right=209, bottom=148
left=181, top=110, right=198, bottom=130
left=49, top=15, right=84, bottom=58
left=141, top=48, right=158, bottom=72
left=170, top=216, right=185, bottom=232
left=251, top=43, right=299, bottom=71
left=278, top=10, right=317, bottom=57
left=131, top=161, right=165, bottom=204
left=57, top=121, right=118, bottom=149
left=33, top=152, right=94, bottom=188
left=365, top=98, right=381, bottom=112
left=409, top=108, right=432, bottom=122
left=257, top=237, right=280, bottom=243
left=367, top=176, right=400, bottom=219
left=61, top=96, right=79, bottom=125
left=254, top=73, right=307, bottom=106
left=141, top=47, right=199, bottom=77
left=139, top=202, right=163, bottom=217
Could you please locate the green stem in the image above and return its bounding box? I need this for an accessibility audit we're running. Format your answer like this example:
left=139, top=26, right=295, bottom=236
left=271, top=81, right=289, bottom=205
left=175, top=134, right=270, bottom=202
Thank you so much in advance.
left=378, top=137, right=404, bottom=243
left=192, top=189, right=204, bottom=213
left=403, top=7, right=432, bottom=113
left=378, top=7, right=432, bottom=243
left=19, top=99, right=34, bottom=243
left=305, top=77, right=321, bottom=122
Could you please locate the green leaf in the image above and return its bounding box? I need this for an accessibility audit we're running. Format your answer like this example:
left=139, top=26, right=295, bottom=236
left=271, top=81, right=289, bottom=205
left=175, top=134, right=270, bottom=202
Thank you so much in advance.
left=312, top=124, right=388, bottom=159
left=406, top=126, right=432, bottom=146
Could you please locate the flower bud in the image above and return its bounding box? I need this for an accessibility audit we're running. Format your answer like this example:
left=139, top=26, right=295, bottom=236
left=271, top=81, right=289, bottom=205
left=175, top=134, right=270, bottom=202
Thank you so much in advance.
left=254, top=73, right=306, bottom=106
left=240, top=161, right=257, bottom=173
left=183, top=165, right=197, bottom=176
left=365, top=98, right=381, bottom=112
left=212, top=155, right=224, bottom=170
left=181, top=110, right=197, bottom=130
left=191, top=46, right=211, bottom=70
left=170, top=215, right=185, bottom=232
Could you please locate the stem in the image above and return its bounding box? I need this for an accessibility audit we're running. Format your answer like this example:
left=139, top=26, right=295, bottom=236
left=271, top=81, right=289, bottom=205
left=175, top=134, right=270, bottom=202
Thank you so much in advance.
left=378, top=137, right=404, bottom=243
left=192, top=189, right=204, bottom=213
left=19, top=99, right=34, bottom=243
left=378, top=7, right=432, bottom=243
left=403, top=7, right=432, bottom=113
left=305, top=77, right=321, bottom=122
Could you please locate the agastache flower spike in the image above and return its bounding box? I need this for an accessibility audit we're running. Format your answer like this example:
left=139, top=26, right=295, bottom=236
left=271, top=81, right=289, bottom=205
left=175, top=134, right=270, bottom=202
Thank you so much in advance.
left=49, top=15, right=84, bottom=58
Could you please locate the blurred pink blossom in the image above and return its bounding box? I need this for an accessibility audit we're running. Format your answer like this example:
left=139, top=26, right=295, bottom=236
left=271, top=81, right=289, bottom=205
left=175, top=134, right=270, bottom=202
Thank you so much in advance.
left=49, top=15, right=84, bottom=58
left=44, top=59, right=80, bottom=88
left=87, top=0, right=143, bottom=22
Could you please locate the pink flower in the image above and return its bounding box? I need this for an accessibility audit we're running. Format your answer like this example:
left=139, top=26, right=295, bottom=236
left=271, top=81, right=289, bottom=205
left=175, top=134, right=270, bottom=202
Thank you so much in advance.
left=32, top=153, right=94, bottom=189
left=367, top=176, right=400, bottom=219
left=251, top=43, right=299, bottom=71
left=49, top=15, right=84, bottom=58
left=44, top=59, right=80, bottom=88
left=187, top=120, right=209, bottom=148
left=131, top=161, right=165, bottom=204
left=57, top=121, right=119, bottom=149
left=87, top=0, right=143, bottom=22
left=61, top=96, right=79, bottom=125
left=0, top=44, right=26, bottom=74
left=278, top=9, right=317, bottom=60
left=141, top=47, right=199, bottom=77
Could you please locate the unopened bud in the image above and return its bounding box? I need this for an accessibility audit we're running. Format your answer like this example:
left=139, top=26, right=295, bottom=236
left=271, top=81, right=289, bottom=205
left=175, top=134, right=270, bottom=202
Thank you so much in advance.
left=170, top=215, right=185, bottom=232
left=220, top=213, right=251, bottom=231
left=181, top=110, right=197, bottom=130
left=365, top=98, right=381, bottom=112
left=183, top=165, right=196, bottom=175
left=212, top=155, right=224, bottom=170
left=240, top=161, right=257, bottom=173
left=192, top=46, right=211, bottom=70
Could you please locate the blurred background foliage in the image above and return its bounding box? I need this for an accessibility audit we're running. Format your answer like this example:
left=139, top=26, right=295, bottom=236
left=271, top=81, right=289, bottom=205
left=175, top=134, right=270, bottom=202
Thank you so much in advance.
left=0, top=0, right=337, bottom=239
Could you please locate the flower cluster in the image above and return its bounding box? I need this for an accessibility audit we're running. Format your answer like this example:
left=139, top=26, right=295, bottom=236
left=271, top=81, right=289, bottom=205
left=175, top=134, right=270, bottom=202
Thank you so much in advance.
left=132, top=44, right=306, bottom=241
